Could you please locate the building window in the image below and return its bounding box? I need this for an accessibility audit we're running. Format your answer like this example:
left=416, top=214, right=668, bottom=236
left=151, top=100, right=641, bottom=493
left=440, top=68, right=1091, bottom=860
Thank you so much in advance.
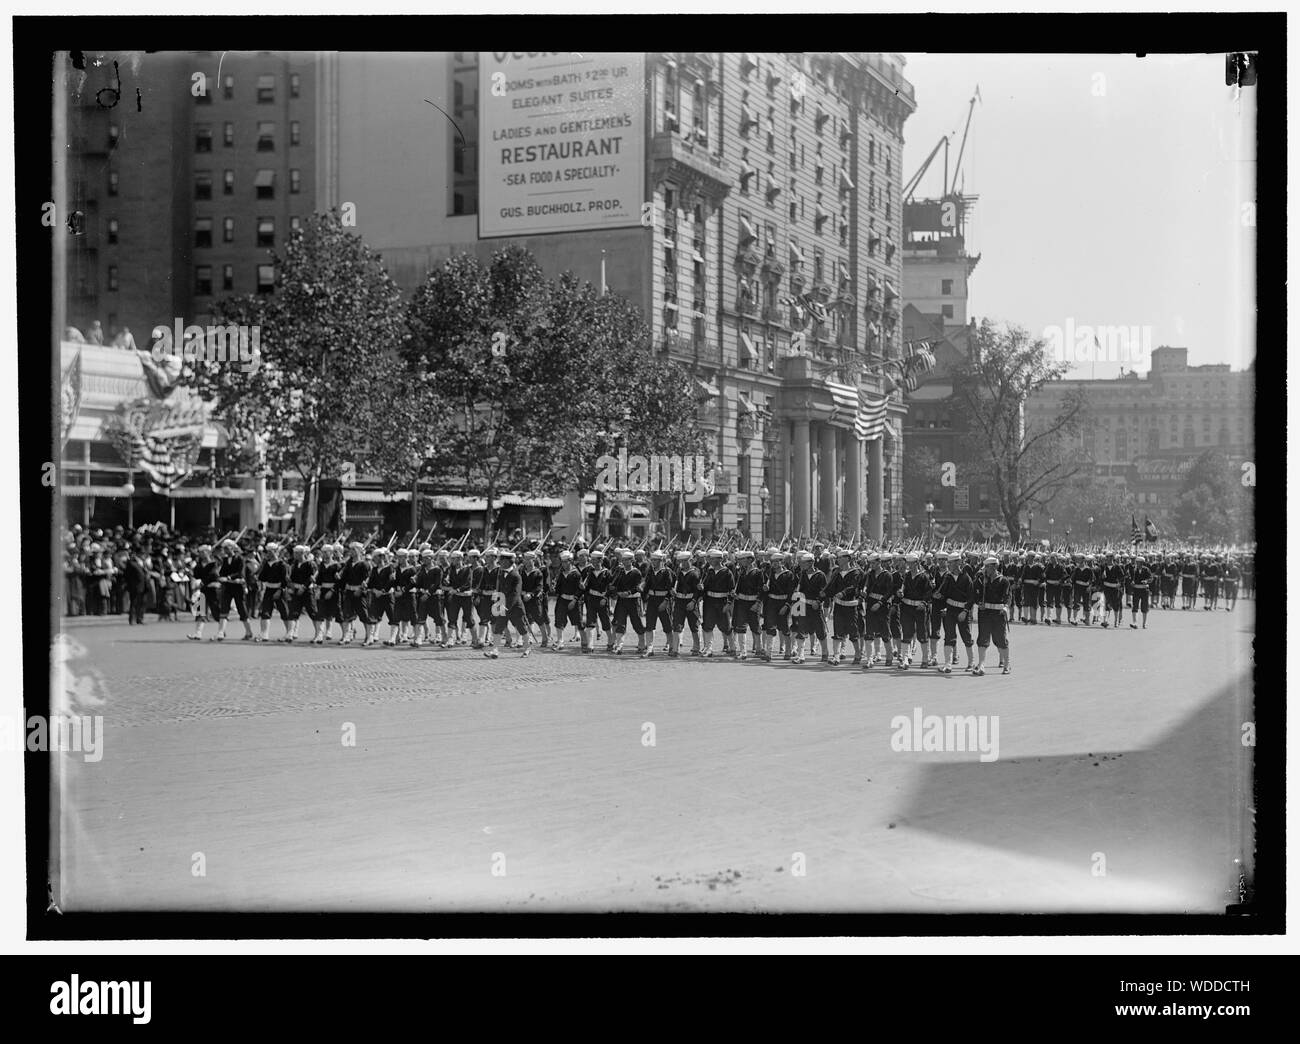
left=223, top=169, right=234, bottom=195
left=290, top=72, right=301, bottom=98
left=1116, top=428, right=1128, bottom=460
left=664, top=61, right=678, bottom=128
left=257, top=74, right=275, bottom=103
left=257, top=264, right=275, bottom=294
left=107, top=265, right=118, bottom=292
left=941, top=304, right=954, bottom=319
left=107, top=218, right=118, bottom=244
left=290, top=216, right=302, bottom=234
left=257, top=121, right=275, bottom=151
left=194, top=171, right=212, bottom=200
left=257, top=217, right=275, bottom=247
left=195, top=125, right=213, bottom=152
left=108, top=123, right=119, bottom=148
left=978, top=486, right=990, bottom=511
left=290, top=169, right=301, bottom=194
left=290, top=120, right=301, bottom=146
left=108, top=170, right=119, bottom=196
left=738, top=453, right=751, bottom=495
left=223, top=217, right=234, bottom=243
left=255, top=170, right=275, bottom=199
left=222, top=75, right=234, bottom=100
left=223, top=121, right=234, bottom=146
left=1148, top=429, right=1160, bottom=453
left=941, top=278, right=953, bottom=295
left=195, top=217, right=213, bottom=248
left=222, top=264, right=234, bottom=291
left=196, top=265, right=213, bottom=296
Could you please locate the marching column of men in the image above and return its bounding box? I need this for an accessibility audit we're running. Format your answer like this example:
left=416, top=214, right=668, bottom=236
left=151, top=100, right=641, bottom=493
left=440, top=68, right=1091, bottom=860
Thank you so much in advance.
left=184, top=539, right=1246, bottom=676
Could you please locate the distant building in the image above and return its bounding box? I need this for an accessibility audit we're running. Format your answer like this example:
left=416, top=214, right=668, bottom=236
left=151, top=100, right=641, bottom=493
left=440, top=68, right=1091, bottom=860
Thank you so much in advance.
left=898, top=190, right=1005, bottom=541
left=1026, top=346, right=1255, bottom=533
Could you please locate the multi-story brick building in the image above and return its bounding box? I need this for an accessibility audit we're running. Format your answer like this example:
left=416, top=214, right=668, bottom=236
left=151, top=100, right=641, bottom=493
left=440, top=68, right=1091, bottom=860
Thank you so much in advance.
left=64, top=51, right=318, bottom=342
left=314, top=51, right=917, bottom=541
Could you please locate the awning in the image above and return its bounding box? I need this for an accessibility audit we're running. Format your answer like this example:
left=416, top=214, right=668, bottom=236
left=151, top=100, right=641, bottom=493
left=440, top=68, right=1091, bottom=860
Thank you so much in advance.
left=61, top=484, right=132, bottom=497
left=883, top=280, right=898, bottom=298
left=165, top=486, right=255, bottom=499
left=738, top=332, right=755, bottom=361
left=766, top=178, right=781, bottom=198
left=788, top=240, right=805, bottom=264
left=498, top=494, right=564, bottom=509
left=839, top=167, right=854, bottom=191
left=814, top=205, right=830, bottom=224
left=738, top=215, right=757, bottom=243
left=737, top=392, right=754, bottom=415
left=342, top=489, right=412, bottom=503
left=695, top=378, right=721, bottom=399
left=692, top=250, right=705, bottom=264
left=254, top=169, right=275, bottom=188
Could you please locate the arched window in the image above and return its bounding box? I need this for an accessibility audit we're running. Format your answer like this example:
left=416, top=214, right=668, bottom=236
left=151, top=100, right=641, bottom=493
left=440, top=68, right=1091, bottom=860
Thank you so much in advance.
left=1115, top=428, right=1128, bottom=460
left=1148, top=428, right=1160, bottom=453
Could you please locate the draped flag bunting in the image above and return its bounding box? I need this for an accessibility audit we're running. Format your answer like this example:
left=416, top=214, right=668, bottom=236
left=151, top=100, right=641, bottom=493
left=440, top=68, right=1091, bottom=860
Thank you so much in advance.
left=855, top=390, right=890, bottom=441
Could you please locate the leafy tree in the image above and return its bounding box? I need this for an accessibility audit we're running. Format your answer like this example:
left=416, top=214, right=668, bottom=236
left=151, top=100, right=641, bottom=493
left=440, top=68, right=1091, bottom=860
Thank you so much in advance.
left=1172, top=450, right=1253, bottom=543
left=188, top=210, right=409, bottom=533
left=950, top=319, right=1087, bottom=542
left=406, top=249, right=705, bottom=537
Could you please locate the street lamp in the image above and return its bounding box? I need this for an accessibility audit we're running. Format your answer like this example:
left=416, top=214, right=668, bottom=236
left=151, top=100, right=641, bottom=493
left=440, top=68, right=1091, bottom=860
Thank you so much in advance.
left=1191, top=519, right=1197, bottom=545
left=758, top=485, right=770, bottom=544
left=925, top=500, right=935, bottom=544
left=1049, top=516, right=1055, bottom=544
left=1087, top=515, right=1094, bottom=544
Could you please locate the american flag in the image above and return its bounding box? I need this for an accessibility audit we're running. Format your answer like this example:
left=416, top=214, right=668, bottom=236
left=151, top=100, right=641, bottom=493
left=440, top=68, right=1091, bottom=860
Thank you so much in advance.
left=856, top=390, right=890, bottom=441
left=61, top=348, right=83, bottom=448
left=105, top=420, right=201, bottom=495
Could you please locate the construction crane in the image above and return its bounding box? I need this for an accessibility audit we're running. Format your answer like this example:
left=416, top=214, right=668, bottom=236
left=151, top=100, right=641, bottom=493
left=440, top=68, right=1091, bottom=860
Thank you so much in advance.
left=902, top=86, right=981, bottom=202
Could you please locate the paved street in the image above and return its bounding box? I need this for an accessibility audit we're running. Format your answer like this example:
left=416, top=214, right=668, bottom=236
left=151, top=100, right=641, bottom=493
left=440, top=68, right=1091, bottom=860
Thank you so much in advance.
left=53, top=603, right=1254, bottom=913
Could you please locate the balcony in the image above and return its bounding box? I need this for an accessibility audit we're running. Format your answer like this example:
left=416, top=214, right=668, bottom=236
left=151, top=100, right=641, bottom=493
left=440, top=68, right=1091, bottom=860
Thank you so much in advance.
left=650, top=132, right=734, bottom=202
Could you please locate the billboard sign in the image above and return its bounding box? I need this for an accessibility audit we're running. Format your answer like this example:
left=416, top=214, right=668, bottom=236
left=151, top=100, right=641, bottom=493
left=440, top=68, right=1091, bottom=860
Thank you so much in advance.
left=478, top=52, right=645, bottom=238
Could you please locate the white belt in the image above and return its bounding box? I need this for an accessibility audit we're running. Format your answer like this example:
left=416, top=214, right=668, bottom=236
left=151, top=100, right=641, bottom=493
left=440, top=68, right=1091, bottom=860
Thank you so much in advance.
left=902, top=598, right=928, bottom=608
left=979, top=603, right=1006, bottom=610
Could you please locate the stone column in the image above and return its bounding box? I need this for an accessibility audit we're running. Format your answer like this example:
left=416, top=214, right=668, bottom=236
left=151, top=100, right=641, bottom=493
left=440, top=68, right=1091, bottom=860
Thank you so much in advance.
left=793, top=418, right=811, bottom=538
left=819, top=423, right=837, bottom=535
left=845, top=435, right=863, bottom=541
left=867, top=436, right=884, bottom=542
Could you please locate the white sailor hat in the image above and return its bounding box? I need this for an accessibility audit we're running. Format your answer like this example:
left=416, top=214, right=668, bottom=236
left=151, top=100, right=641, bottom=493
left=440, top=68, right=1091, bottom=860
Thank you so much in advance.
left=905, top=552, right=920, bottom=563
left=590, top=550, right=605, bottom=559
left=222, top=538, right=238, bottom=550
left=984, top=556, right=999, bottom=565
left=265, top=542, right=281, bottom=552
left=766, top=547, right=781, bottom=556
left=395, top=547, right=410, bottom=556
left=674, top=550, right=691, bottom=561
left=707, top=548, right=724, bottom=558
left=835, top=547, right=852, bottom=558
left=449, top=548, right=463, bottom=557
left=650, top=549, right=666, bottom=559
left=482, top=547, right=498, bottom=555
left=619, top=548, right=634, bottom=559
left=466, top=548, right=481, bottom=557
left=797, top=551, right=814, bottom=562
left=419, top=548, right=434, bottom=558
left=737, top=550, right=754, bottom=560
left=293, top=544, right=309, bottom=554
left=498, top=549, right=515, bottom=561
left=372, top=546, right=388, bottom=556
left=559, top=550, right=574, bottom=561
left=196, top=543, right=213, bottom=553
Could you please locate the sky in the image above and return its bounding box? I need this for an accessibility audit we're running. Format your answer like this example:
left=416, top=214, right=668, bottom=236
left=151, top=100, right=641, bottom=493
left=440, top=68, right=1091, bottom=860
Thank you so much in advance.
left=898, top=53, right=1255, bottom=378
